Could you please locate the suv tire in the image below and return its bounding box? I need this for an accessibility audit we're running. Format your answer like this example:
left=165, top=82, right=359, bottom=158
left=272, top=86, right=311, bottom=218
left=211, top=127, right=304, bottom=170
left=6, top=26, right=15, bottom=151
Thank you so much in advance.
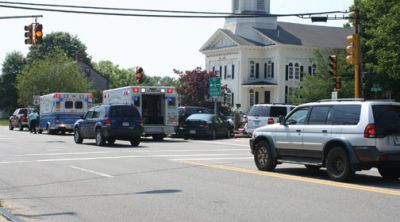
left=19, top=122, right=23, bottom=131
left=254, top=140, right=277, bottom=171
left=95, top=128, right=106, bottom=146
left=378, top=167, right=400, bottom=180
left=130, top=137, right=141, bottom=147
left=107, top=138, right=116, bottom=145
left=210, top=129, right=217, bottom=140
left=74, top=128, right=83, bottom=144
left=326, top=147, right=354, bottom=181
left=9, top=121, right=14, bottom=130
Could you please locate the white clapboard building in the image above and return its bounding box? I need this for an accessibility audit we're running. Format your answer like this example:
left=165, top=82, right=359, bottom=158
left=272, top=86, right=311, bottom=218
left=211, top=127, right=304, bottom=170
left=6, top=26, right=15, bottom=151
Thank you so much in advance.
left=200, top=0, right=352, bottom=112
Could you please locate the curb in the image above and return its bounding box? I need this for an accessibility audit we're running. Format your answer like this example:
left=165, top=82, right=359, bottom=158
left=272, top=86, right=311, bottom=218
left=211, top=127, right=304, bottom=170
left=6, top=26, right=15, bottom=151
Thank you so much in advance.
left=0, top=208, right=23, bottom=222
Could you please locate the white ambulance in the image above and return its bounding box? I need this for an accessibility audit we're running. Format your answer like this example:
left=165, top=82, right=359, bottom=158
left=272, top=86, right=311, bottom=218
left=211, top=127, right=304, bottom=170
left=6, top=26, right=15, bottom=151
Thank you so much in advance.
left=103, top=86, right=179, bottom=141
left=39, top=92, right=93, bottom=134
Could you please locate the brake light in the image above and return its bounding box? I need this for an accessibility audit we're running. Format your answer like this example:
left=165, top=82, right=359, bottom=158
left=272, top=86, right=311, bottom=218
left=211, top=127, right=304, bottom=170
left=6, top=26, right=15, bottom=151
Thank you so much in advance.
left=105, top=117, right=111, bottom=126
left=199, top=123, right=209, bottom=128
left=133, top=87, right=139, bottom=93
left=167, top=88, right=173, bottom=94
left=267, top=118, right=275, bottom=124
left=364, top=124, right=376, bottom=138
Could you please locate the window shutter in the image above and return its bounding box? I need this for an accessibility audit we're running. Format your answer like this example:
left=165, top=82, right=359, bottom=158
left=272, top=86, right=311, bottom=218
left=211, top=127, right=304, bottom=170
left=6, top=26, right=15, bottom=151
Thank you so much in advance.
left=219, top=66, right=222, bottom=78
left=255, top=92, right=259, bottom=104
left=264, top=63, right=267, bottom=79
left=285, top=65, right=288, bottom=81
left=285, top=86, right=288, bottom=104
left=232, top=65, right=235, bottom=79
left=300, top=66, right=304, bottom=81
left=256, top=63, right=259, bottom=78
left=308, top=66, right=312, bottom=75
left=224, top=65, right=227, bottom=80
left=272, top=63, right=275, bottom=79
left=231, top=93, right=234, bottom=106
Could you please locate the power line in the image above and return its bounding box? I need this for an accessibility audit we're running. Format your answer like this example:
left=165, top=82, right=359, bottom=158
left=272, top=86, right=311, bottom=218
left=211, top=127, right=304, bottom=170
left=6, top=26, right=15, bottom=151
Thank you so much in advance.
left=0, top=1, right=348, bottom=18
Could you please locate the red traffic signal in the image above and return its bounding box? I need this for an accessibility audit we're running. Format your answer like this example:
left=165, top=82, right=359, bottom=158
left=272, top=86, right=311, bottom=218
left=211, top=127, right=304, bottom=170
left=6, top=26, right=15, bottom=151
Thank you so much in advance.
left=136, top=67, right=144, bottom=84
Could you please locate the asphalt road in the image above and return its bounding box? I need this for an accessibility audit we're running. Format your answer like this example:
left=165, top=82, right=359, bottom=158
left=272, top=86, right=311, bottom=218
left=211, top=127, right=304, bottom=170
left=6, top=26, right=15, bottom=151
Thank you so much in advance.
left=0, top=126, right=399, bottom=222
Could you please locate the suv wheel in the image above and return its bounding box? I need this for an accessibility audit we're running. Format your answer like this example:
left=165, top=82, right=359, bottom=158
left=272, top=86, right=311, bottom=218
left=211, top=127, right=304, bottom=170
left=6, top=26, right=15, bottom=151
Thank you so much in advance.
left=378, top=167, right=400, bottom=180
left=95, top=128, right=105, bottom=146
left=210, top=129, right=217, bottom=140
left=74, top=128, right=83, bottom=144
left=130, top=137, right=141, bottom=147
left=326, top=147, right=354, bottom=181
left=254, top=140, right=276, bottom=171
left=152, top=134, right=164, bottom=141
left=9, top=121, right=14, bottom=130
left=18, top=122, right=23, bottom=131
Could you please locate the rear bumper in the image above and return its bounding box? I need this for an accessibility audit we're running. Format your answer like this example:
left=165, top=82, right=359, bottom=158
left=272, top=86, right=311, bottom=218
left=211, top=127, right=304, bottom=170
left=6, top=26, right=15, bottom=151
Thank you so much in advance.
left=103, top=127, right=143, bottom=140
left=353, top=146, right=400, bottom=168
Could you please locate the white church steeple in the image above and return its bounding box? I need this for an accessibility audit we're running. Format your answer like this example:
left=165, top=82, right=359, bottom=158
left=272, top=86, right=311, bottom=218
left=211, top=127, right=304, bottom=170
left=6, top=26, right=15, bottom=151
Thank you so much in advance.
left=225, top=0, right=276, bottom=40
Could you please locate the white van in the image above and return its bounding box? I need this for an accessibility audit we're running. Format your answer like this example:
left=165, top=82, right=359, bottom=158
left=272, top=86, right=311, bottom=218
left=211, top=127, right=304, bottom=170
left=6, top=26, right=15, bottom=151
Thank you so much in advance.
left=245, top=104, right=295, bottom=134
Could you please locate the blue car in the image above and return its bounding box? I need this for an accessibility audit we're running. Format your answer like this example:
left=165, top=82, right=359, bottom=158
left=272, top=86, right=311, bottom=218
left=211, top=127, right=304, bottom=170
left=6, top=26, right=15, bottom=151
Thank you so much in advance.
left=73, top=104, right=143, bottom=147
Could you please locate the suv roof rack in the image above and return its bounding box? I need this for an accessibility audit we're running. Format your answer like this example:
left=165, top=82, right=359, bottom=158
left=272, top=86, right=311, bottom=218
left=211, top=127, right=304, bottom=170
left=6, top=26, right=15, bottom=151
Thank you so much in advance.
left=318, top=98, right=365, bottom=102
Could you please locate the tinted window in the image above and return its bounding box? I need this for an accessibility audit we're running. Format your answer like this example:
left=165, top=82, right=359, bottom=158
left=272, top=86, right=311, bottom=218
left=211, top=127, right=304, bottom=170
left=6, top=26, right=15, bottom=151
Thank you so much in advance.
left=372, top=105, right=400, bottom=135
left=65, top=101, right=73, bottom=109
left=270, top=107, right=288, bottom=117
left=75, top=101, right=83, bottom=109
left=110, top=106, right=140, bottom=118
left=286, top=107, right=310, bottom=125
left=84, top=110, right=94, bottom=119
left=309, top=106, right=330, bottom=125
left=18, top=109, right=28, bottom=115
left=248, top=106, right=269, bottom=116
left=328, top=105, right=361, bottom=125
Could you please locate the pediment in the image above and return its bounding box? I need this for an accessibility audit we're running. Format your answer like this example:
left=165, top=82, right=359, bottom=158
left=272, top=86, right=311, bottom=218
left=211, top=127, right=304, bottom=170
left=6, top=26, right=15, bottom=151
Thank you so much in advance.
left=200, top=30, right=239, bottom=52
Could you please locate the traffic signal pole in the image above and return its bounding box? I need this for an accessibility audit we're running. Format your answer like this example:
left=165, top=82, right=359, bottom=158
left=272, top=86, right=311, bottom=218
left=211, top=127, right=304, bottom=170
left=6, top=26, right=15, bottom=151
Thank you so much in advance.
left=354, top=0, right=361, bottom=98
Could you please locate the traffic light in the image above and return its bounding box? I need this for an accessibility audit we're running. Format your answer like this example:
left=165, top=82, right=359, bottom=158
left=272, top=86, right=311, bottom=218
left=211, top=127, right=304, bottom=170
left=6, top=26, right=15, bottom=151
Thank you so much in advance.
left=346, top=34, right=360, bottom=65
left=329, top=55, right=338, bottom=77
left=334, top=76, right=342, bottom=90
left=136, top=67, right=144, bottom=84
left=24, top=24, right=34, bottom=45
left=34, top=23, right=43, bottom=44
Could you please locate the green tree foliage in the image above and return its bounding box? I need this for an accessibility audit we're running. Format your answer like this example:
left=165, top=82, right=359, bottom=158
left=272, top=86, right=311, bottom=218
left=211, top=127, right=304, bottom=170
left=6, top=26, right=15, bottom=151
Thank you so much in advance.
left=27, top=32, right=91, bottom=64
left=357, top=0, right=400, bottom=99
left=174, top=67, right=215, bottom=106
left=0, top=52, right=26, bottom=114
left=289, top=50, right=354, bottom=104
left=17, top=49, right=90, bottom=106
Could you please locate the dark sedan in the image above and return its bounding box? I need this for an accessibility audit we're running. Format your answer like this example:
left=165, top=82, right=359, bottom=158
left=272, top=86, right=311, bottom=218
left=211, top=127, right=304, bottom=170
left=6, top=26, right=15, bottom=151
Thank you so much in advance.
left=181, top=114, right=233, bottom=140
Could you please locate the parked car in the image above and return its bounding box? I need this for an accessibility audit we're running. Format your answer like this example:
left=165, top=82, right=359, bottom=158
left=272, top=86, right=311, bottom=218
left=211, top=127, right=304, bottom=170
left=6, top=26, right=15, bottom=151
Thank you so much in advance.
left=9, top=108, right=33, bottom=131
left=250, top=99, right=400, bottom=182
left=176, top=106, right=212, bottom=136
left=181, top=113, right=233, bottom=140
left=73, top=104, right=143, bottom=147
left=245, top=104, right=295, bottom=134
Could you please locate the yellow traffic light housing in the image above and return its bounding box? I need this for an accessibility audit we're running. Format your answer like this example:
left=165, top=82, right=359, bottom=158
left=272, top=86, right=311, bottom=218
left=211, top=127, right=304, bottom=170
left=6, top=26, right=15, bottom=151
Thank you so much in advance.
left=34, top=23, right=43, bottom=44
left=24, top=24, right=34, bottom=45
left=346, top=34, right=360, bottom=65
left=329, top=55, right=338, bottom=77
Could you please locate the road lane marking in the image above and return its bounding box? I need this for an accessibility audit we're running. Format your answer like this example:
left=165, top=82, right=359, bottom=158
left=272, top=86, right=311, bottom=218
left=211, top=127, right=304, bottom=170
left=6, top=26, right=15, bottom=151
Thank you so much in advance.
left=179, top=160, right=400, bottom=197
left=170, top=157, right=252, bottom=161
left=191, top=140, right=249, bottom=148
left=70, top=165, right=113, bottom=178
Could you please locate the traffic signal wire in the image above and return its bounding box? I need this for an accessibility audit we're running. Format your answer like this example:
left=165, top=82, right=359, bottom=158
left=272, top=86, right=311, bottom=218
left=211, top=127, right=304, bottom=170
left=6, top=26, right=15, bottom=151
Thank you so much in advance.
left=0, top=1, right=348, bottom=19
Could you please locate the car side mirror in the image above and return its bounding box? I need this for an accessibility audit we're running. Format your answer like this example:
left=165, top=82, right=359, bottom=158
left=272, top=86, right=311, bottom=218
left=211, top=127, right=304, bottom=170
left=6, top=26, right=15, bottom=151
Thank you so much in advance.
left=279, top=116, right=285, bottom=125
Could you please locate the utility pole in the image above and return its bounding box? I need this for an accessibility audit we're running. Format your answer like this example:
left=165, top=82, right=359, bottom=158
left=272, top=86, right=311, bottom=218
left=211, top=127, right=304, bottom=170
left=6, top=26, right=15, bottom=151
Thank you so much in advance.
left=354, top=0, right=361, bottom=98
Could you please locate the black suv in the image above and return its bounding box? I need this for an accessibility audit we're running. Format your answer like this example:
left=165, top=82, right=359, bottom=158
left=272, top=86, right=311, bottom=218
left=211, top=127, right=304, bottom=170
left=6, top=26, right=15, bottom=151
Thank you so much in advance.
left=73, top=104, right=143, bottom=147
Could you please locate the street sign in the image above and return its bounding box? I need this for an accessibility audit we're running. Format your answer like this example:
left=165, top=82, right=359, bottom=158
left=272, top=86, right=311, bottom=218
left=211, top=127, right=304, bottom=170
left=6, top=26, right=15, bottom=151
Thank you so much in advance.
left=331, top=91, right=338, bottom=101
left=371, top=84, right=382, bottom=93
left=209, top=77, right=221, bottom=97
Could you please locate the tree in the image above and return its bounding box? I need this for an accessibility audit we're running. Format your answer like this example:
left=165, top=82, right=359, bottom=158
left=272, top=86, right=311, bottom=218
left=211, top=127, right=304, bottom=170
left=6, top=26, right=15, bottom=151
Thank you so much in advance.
left=0, top=52, right=26, bottom=114
left=17, top=49, right=90, bottom=106
left=174, top=67, right=216, bottom=106
left=356, top=0, right=400, bottom=99
left=27, top=32, right=91, bottom=64
left=289, top=50, right=354, bottom=104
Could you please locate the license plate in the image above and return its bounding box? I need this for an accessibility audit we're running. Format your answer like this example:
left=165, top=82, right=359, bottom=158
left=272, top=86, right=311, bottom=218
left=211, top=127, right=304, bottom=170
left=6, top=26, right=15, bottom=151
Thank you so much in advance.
left=189, top=130, right=196, bottom=134
left=394, top=137, right=400, bottom=145
left=254, top=121, right=260, bottom=126
left=122, top=122, right=129, bottom=126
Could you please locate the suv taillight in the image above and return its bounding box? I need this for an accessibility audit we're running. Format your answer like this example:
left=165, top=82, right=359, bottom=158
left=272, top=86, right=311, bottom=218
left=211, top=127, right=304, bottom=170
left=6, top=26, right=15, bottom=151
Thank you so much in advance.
left=364, top=124, right=376, bottom=138
left=105, top=117, right=111, bottom=126
left=267, top=118, right=275, bottom=125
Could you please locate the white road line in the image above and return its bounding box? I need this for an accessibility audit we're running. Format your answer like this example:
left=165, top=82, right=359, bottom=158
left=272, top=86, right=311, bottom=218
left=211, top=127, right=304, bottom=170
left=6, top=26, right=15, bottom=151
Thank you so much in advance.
left=192, top=140, right=249, bottom=147
left=12, top=151, right=112, bottom=157
left=70, top=165, right=113, bottom=178
left=170, top=157, right=253, bottom=161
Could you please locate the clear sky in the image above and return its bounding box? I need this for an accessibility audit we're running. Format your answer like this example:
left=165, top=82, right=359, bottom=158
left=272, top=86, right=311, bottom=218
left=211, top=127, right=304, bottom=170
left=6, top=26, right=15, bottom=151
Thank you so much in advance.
left=0, top=0, right=353, bottom=77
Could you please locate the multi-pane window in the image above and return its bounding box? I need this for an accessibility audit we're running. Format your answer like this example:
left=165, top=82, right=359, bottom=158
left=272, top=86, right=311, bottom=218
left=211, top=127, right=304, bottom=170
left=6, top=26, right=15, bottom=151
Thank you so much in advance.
left=312, top=64, right=317, bottom=76
left=233, top=0, right=239, bottom=11
left=266, top=61, right=273, bottom=79
left=250, top=61, right=255, bottom=78
left=257, top=0, right=265, bottom=11
left=249, top=89, right=255, bottom=107
left=288, top=63, right=294, bottom=79
left=294, top=63, right=300, bottom=80
left=287, top=62, right=301, bottom=80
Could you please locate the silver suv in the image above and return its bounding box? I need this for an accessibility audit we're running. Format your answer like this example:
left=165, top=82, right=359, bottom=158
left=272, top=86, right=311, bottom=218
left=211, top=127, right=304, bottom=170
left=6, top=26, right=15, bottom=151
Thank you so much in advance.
left=250, top=100, right=400, bottom=181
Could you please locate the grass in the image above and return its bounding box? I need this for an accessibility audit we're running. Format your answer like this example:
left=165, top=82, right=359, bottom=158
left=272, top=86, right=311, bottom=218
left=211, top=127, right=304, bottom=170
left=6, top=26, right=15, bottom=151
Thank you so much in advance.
left=0, top=119, right=8, bottom=126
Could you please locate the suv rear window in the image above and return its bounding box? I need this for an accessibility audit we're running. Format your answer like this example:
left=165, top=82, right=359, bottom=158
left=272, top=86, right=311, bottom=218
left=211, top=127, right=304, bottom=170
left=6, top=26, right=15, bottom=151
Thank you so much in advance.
left=110, top=106, right=140, bottom=118
left=248, top=106, right=269, bottom=116
left=270, top=107, right=288, bottom=117
left=328, top=105, right=361, bottom=125
left=372, top=105, right=400, bottom=135
left=248, top=106, right=288, bottom=117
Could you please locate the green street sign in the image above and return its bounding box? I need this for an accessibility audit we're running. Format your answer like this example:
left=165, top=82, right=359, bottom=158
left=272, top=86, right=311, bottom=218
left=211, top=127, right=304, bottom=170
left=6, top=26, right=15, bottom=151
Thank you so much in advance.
left=371, top=84, right=382, bottom=93
left=209, top=77, right=221, bottom=97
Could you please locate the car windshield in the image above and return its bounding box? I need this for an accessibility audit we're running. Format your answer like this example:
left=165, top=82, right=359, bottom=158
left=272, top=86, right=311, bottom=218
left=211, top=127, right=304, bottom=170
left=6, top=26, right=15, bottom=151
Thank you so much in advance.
left=372, top=105, right=400, bottom=136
